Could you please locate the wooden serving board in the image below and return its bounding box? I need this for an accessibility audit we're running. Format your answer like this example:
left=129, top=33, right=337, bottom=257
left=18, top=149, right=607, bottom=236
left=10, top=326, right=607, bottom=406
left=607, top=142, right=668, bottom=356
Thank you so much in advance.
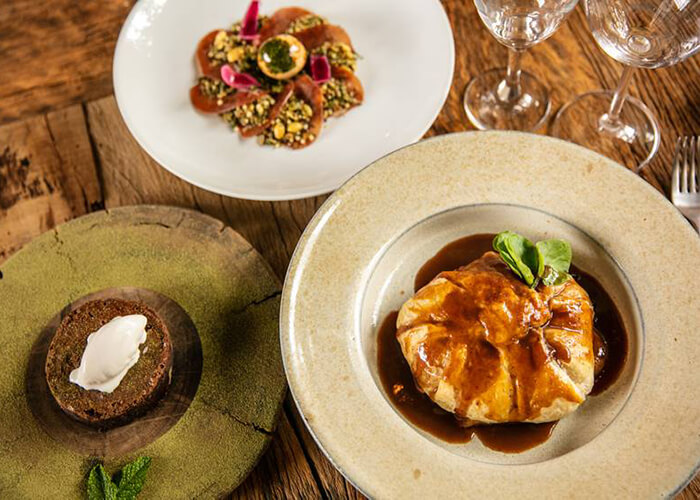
left=27, top=286, right=204, bottom=458
left=0, top=205, right=286, bottom=498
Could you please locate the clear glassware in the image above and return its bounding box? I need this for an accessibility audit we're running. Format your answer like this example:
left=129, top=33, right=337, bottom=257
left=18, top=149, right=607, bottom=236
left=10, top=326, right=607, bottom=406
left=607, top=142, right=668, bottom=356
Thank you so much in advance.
left=464, top=0, right=579, bottom=131
left=551, top=0, right=700, bottom=171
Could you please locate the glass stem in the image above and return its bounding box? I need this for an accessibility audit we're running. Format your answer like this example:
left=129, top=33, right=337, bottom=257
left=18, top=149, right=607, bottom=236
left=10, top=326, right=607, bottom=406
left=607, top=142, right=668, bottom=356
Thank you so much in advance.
left=497, top=47, right=525, bottom=103
left=601, top=66, right=635, bottom=129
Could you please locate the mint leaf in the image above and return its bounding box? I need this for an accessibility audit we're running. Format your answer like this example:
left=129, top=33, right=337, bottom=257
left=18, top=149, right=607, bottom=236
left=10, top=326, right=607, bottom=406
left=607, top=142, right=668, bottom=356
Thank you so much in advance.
left=87, top=466, right=102, bottom=500
left=87, top=464, right=118, bottom=500
left=116, top=457, right=151, bottom=500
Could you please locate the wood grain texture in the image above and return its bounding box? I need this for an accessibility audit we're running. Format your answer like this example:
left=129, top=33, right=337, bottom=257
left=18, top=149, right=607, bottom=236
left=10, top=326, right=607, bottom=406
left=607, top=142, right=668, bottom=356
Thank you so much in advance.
left=83, top=96, right=329, bottom=280
left=0, top=0, right=699, bottom=498
left=0, top=104, right=102, bottom=263
left=0, top=0, right=134, bottom=124
left=231, top=411, right=323, bottom=500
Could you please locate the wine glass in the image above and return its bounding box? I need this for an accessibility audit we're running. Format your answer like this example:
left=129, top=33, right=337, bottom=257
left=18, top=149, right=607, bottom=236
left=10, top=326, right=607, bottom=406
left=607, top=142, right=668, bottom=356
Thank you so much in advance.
left=464, top=0, right=579, bottom=131
left=551, top=0, right=700, bottom=171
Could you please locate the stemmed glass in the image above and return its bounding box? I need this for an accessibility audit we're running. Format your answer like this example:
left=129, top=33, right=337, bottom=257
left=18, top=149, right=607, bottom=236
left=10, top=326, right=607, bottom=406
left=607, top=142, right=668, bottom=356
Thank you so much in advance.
left=551, top=0, right=700, bottom=170
left=465, top=0, right=579, bottom=131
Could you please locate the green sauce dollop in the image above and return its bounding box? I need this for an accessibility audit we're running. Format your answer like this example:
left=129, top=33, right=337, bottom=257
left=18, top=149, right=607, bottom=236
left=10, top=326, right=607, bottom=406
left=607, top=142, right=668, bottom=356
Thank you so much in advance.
left=259, top=38, right=294, bottom=74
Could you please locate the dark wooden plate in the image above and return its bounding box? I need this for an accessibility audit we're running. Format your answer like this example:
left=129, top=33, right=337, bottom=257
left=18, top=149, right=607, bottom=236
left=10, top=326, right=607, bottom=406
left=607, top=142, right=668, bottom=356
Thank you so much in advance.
left=0, top=206, right=286, bottom=498
left=26, top=286, right=203, bottom=457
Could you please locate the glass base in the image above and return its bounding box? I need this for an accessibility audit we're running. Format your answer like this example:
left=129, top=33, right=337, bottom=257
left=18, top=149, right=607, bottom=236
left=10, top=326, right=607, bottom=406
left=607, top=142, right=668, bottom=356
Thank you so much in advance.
left=550, top=90, right=660, bottom=171
left=463, top=68, right=551, bottom=131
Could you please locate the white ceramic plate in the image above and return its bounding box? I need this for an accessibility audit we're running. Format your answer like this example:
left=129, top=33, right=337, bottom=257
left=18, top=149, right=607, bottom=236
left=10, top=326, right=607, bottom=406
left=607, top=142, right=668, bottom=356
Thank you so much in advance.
left=113, top=0, right=454, bottom=200
left=281, top=132, right=700, bottom=498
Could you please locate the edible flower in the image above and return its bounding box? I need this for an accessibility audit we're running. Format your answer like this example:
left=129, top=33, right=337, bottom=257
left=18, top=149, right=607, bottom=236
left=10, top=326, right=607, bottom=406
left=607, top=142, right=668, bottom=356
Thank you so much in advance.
left=240, top=0, right=260, bottom=41
left=310, top=55, right=331, bottom=84
left=220, top=65, right=260, bottom=90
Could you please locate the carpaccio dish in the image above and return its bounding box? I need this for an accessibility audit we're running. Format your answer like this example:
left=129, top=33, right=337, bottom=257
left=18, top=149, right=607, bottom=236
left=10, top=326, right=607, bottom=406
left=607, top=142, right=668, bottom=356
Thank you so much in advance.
left=190, top=1, right=364, bottom=149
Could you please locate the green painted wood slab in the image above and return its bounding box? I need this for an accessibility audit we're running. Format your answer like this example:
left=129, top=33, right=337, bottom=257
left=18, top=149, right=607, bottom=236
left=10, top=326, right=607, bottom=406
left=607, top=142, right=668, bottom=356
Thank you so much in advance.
left=0, top=205, right=286, bottom=498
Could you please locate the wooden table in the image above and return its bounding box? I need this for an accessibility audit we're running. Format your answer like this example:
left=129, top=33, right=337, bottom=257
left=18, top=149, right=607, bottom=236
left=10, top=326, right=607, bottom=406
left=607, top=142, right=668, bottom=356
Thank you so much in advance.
left=1, top=1, right=699, bottom=498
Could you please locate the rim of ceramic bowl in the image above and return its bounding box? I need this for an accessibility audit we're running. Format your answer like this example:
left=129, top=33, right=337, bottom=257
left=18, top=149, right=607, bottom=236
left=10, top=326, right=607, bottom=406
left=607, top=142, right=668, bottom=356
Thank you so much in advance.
left=280, top=131, right=700, bottom=498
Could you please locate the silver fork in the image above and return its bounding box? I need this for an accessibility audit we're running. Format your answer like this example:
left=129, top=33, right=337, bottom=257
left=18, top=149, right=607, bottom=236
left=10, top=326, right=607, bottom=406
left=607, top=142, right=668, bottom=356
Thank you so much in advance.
left=671, top=136, right=700, bottom=232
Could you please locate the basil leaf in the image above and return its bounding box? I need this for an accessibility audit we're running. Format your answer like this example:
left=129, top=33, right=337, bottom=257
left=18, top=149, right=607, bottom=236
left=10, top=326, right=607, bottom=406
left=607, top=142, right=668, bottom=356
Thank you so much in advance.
left=492, top=231, right=540, bottom=286
left=534, top=246, right=545, bottom=278
left=116, top=457, right=151, bottom=500
left=552, top=271, right=571, bottom=286
left=493, top=232, right=526, bottom=282
left=540, top=266, right=565, bottom=286
left=492, top=231, right=511, bottom=255
left=493, top=232, right=575, bottom=288
left=502, top=232, right=539, bottom=286
left=536, top=239, right=572, bottom=274
left=499, top=251, right=523, bottom=279
left=87, top=464, right=118, bottom=500
left=493, top=233, right=520, bottom=274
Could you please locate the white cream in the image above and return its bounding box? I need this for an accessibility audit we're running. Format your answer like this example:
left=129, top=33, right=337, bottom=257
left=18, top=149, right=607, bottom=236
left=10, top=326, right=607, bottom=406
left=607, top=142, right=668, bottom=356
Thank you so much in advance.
left=69, top=315, right=148, bottom=393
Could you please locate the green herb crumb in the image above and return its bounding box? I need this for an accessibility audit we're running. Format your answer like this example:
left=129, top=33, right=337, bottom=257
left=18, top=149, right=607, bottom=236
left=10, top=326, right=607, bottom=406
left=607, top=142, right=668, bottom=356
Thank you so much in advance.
left=321, top=78, right=357, bottom=119
left=262, top=95, right=315, bottom=147
left=286, top=14, right=326, bottom=34
left=312, top=42, right=357, bottom=72
left=222, top=95, right=276, bottom=129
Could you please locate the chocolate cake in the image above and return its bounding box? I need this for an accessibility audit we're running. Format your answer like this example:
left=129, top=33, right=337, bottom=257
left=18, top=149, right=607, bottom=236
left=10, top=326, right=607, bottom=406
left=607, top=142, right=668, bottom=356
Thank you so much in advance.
left=44, top=298, right=172, bottom=428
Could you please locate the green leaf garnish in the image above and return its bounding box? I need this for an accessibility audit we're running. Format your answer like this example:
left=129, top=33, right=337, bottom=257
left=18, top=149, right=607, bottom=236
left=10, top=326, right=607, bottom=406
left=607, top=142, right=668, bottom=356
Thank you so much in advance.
left=493, top=231, right=539, bottom=286
left=536, top=239, right=572, bottom=273
left=116, top=457, right=151, bottom=500
left=536, top=239, right=572, bottom=286
left=493, top=231, right=573, bottom=288
left=87, top=464, right=118, bottom=500
left=87, top=457, right=151, bottom=500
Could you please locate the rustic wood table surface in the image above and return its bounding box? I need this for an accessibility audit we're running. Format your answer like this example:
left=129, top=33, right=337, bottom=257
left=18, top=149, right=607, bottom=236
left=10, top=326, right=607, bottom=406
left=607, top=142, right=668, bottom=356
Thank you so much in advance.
left=1, top=1, right=699, bottom=498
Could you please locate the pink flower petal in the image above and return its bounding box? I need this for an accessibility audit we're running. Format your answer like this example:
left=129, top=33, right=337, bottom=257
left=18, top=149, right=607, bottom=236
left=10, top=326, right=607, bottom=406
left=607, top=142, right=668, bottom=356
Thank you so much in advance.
left=220, top=65, right=260, bottom=90
left=240, top=0, right=260, bottom=41
left=220, top=64, right=236, bottom=86
left=310, top=55, right=331, bottom=84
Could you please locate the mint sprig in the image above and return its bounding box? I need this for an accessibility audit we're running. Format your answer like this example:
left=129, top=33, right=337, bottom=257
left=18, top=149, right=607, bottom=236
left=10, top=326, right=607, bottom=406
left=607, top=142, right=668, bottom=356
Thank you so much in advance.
left=492, top=231, right=572, bottom=288
left=87, top=457, right=151, bottom=500
left=87, top=465, right=118, bottom=500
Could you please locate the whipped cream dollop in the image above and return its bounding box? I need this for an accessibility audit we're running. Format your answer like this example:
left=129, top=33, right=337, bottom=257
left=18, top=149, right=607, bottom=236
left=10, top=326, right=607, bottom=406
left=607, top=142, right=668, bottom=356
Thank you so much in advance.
left=69, top=315, right=148, bottom=393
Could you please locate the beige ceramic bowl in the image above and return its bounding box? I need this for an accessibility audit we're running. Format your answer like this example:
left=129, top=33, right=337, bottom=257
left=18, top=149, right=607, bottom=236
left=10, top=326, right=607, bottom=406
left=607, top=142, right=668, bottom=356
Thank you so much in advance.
left=281, top=132, right=700, bottom=498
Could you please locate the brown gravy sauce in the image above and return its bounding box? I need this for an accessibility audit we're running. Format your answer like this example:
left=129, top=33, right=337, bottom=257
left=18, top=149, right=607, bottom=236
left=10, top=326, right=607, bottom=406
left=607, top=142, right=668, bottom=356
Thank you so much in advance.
left=378, top=233, right=628, bottom=453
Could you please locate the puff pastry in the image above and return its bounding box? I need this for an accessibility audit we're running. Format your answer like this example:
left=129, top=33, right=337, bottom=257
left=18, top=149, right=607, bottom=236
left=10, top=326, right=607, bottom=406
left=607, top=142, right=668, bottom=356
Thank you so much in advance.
left=397, top=252, right=594, bottom=425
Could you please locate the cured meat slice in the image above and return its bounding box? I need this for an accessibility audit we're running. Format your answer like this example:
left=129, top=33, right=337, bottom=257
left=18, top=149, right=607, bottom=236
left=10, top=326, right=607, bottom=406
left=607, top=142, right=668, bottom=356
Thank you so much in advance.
left=294, top=24, right=353, bottom=51
left=262, top=75, right=323, bottom=149
left=196, top=30, right=230, bottom=79
left=333, top=67, right=363, bottom=102
left=322, top=66, right=364, bottom=118
left=190, top=83, right=265, bottom=114
left=238, top=86, right=292, bottom=138
left=288, top=74, right=323, bottom=149
left=258, top=7, right=313, bottom=41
